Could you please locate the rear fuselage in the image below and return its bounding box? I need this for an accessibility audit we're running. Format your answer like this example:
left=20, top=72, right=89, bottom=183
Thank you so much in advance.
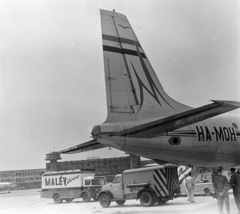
left=96, top=114, right=240, bottom=167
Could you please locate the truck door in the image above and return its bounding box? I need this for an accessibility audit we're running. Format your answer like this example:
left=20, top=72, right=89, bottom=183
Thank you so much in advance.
left=111, top=175, right=124, bottom=199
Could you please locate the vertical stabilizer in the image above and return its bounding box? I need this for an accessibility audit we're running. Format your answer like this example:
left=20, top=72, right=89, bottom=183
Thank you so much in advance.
left=100, top=9, right=191, bottom=123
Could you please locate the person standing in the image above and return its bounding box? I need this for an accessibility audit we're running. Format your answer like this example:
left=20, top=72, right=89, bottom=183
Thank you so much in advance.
left=230, top=167, right=240, bottom=213
left=185, top=172, right=195, bottom=203
left=182, top=174, right=189, bottom=200
left=212, top=166, right=230, bottom=214
left=212, top=169, right=218, bottom=198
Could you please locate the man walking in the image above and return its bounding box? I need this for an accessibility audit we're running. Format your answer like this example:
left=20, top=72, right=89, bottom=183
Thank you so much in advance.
left=212, top=166, right=230, bottom=214
left=230, top=167, right=240, bottom=213
left=185, top=172, right=195, bottom=203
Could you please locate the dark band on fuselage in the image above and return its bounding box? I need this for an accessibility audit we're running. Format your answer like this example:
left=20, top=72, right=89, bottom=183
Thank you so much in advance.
left=103, top=45, right=146, bottom=58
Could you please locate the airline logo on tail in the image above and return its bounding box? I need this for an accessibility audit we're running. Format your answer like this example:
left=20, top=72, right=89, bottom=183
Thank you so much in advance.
left=131, top=43, right=174, bottom=112
left=118, top=24, right=130, bottom=29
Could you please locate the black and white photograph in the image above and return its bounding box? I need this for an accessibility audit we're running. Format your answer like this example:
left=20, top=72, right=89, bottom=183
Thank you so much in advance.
left=0, top=0, right=239, bottom=213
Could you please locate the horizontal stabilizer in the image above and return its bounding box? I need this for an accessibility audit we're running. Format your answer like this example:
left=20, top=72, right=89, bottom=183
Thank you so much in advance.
left=58, top=140, right=106, bottom=154
left=113, top=100, right=240, bottom=137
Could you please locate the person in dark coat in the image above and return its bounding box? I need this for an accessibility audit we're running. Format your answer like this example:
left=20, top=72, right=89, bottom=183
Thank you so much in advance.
left=230, top=167, right=240, bottom=213
left=212, top=166, right=230, bottom=214
left=212, top=169, right=218, bottom=198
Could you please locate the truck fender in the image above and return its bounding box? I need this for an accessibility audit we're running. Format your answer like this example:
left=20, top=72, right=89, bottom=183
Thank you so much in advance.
left=99, top=191, right=114, bottom=200
left=137, top=188, right=158, bottom=202
left=81, top=189, right=90, bottom=195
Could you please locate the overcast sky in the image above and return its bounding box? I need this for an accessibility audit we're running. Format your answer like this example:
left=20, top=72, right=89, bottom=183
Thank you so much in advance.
left=0, top=0, right=239, bottom=171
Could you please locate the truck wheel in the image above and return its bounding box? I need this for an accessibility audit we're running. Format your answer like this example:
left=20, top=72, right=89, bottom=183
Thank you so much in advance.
left=82, top=192, right=90, bottom=202
left=99, top=193, right=111, bottom=208
left=116, top=200, right=125, bottom=206
left=204, top=188, right=211, bottom=196
left=65, top=198, right=74, bottom=203
left=53, top=194, right=63, bottom=204
left=140, top=191, right=155, bottom=207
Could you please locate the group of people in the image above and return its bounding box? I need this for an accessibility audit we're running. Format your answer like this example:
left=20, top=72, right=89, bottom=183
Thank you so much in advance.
left=212, top=166, right=240, bottom=214
left=183, top=166, right=240, bottom=214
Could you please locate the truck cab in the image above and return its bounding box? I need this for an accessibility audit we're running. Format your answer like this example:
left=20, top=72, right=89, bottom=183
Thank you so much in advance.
left=100, top=174, right=124, bottom=199
left=82, top=176, right=106, bottom=202
left=99, top=174, right=126, bottom=207
left=83, top=176, right=106, bottom=186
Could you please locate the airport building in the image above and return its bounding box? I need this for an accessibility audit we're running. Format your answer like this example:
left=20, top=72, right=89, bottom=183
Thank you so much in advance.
left=0, top=154, right=154, bottom=189
left=45, top=152, right=154, bottom=181
left=0, top=168, right=45, bottom=189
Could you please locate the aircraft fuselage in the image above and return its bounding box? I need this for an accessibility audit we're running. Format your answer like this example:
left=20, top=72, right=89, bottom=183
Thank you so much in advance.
left=96, top=114, right=240, bottom=167
left=58, top=9, right=240, bottom=168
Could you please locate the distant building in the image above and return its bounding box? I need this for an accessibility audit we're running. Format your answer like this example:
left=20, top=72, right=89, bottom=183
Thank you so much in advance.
left=0, top=155, right=154, bottom=190
left=0, top=168, right=45, bottom=190
left=46, top=153, right=154, bottom=182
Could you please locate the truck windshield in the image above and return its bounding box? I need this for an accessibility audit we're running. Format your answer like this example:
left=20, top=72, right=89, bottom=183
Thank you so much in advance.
left=112, top=175, right=122, bottom=183
left=92, top=177, right=106, bottom=185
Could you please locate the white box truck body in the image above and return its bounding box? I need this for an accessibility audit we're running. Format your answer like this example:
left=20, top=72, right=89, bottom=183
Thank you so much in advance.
left=41, top=169, right=106, bottom=203
left=99, top=165, right=180, bottom=208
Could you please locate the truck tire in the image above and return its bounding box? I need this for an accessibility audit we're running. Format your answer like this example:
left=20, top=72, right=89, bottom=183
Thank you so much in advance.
left=140, top=191, right=155, bottom=207
left=65, top=198, right=74, bottom=203
left=99, top=193, right=111, bottom=208
left=82, top=192, right=90, bottom=202
left=116, top=200, right=125, bottom=206
left=53, top=194, right=63, bottom=204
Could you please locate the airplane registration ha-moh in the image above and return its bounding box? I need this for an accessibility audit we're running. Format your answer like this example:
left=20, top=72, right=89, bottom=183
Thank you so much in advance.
left=59, top=9, right=240, bottom=168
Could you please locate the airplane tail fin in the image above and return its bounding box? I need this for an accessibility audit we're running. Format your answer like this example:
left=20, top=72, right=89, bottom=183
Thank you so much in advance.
left=100, top=9, right=191, bottom=123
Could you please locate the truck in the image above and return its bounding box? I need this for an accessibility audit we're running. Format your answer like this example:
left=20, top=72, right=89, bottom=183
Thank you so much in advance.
left=41, top=169, right=106, bottom=204
left=99, top=165, right=180, bottom=208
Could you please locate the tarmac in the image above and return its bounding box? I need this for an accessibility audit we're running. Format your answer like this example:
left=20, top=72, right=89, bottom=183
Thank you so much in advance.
left=0, top=189, right=239, bottom=214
